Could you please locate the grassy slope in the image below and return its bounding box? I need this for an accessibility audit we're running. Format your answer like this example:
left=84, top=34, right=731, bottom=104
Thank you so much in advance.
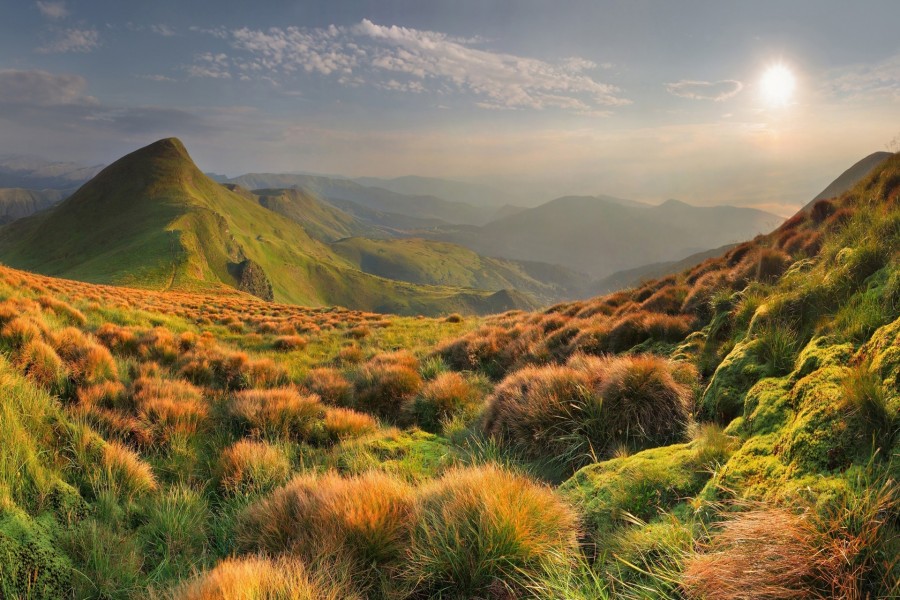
left=0, top=153, right=896, bottom=599
left=332, top=236, right=586, bottom=303
left=0, top=139, right=533, bottom=316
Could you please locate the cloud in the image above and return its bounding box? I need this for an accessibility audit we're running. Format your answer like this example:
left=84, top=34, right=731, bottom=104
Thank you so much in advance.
left=138, top=74, right=177, bottom=82
left=191, top=19, right=628, bottom=112
left=0, top=69, right=92, bottom=105
left=666, top=79, right=743, bottom=101
left=37, top=28, right=100, bottom=53
left=35, top=1, right=68, bottom=19
left=185, top=53, right=232, bottom=79
left=826, top=53, right=900, bottom=102
left=150, top=24, right=176, bottom=37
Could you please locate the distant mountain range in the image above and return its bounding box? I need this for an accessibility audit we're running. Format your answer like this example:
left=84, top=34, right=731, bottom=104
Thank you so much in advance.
left=0, top=154, right=103, bottom=189
left=412, top=195, right=784, bottom=278
left=0, top=139, right=535, bottom=315
left=0, top=141, right=890, bottom=310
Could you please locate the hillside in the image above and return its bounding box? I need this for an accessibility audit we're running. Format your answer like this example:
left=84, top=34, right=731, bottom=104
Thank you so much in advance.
left=0, top=139, right=534, bottom=316
left=219, top=172, right=497, bottom=225
left=804, top=151, right=893, bottom=210
left=250, top=187, right=387, bottom=242
left=332, top=236, right=587, bottom=303
left=353, top=174, right=514, bottom=208
left=0, top=151, right=896, bottom=600
left=0, top=188, right=69, bottom=224
left=421, top=195, right=783, bottom=277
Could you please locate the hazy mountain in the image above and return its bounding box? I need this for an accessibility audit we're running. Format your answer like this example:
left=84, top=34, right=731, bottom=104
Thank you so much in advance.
left=0, top=139, right=535, bottom=316
left=417, top=195, right=783, bottom=278
left=353, top=175, right=514, bottom=208
left=0, top=155, right=103, bottom=189
left=332, top=237, right=587, bottom=304
left=803, top=151, right=893, bottom=211
left=0, top=188, right=70, bottom=225
left=217, top=172, right=497, bottom=225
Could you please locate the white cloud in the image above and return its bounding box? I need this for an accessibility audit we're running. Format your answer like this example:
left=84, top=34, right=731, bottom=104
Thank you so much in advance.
left=150, top=24, right=176, bottom=37
left=0, top=69, right=92, bottom=105
left=666, top=79, right=744, bottom=101
left=826, top=53, right=900, bottom=102
left=37, top=28, right=100, bottom=53
left=190, top=19, right=628, bottom=113
left=35, top=1, right=68, bottom=19
left=139, top=74, right=177, bottom=82
left=185, top=53, right=232, bottom=79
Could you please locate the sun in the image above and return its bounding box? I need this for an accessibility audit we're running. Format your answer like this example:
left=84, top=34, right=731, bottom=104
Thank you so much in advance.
left=760, top=64, right=796, bottom=107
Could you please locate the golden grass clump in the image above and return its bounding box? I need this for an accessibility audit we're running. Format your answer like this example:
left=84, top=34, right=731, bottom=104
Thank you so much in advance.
left=409, top=371, right=480, bottom=431
left=1, top=316, right=44, bottom=349
left=305, top=367, right=354, bottom=406
left=323, top=407, right=378, bottom=441
left=218, top=440, right=291, bottom=495
left=407, top=464, right=579, bottom=598
left=229, top=388, right=324, bottom=440
left=273, top=335, right=307, bottom=351
left=132, top=376, right=208, bottom=441
left=101, top=440, right=158, bottom=498
left=15, top=339, right=69, bottom=392
left=52, top=327, right=118, bottom=385
left=485, top=354, right=693, bottom=466
left=353, top=356, right=423, bottom=421
left=175, top=556, right=358, bottom=600
left=237, top=471, right=416, bottom=570
left=682, top=508, right=828, bottom=600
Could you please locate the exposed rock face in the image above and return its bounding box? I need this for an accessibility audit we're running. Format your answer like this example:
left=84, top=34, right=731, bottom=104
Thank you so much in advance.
left=237, top=259, right=273, bottom=301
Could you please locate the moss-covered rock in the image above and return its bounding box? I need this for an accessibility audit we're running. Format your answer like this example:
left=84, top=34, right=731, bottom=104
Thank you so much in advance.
left=0, top=508, right=72, bottom=599
left=560, top=443, right=713, bottom=543
left=779, top=365, right=854, bottom=472
left=699, top=338, right=766, bottom=423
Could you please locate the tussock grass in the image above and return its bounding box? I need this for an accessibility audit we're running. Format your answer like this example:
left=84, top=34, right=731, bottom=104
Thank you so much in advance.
left=174, top=556, right=359, bottom=600
left=407, top=464, right=579, bottom=598
left=228, top=388, right=324, bottom=441
left=217, top=439, right=291, bottom=495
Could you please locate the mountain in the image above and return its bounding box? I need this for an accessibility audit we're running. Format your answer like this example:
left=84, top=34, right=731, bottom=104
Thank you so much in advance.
left=249, top=187, right=387, bottom=242
left=802, top=151, right=893, bottom=211
left=0, top=138, right=535, bottom=316
left=353, top=175, right=514, bottom=208
left=0, top=154, right=103, bottom=189
left=331, top=237, right=587, bottom=303
left=0, top=188, right=70, bottom=225
left=218, top=172, right=496, bottom=225
left=589, top=243, right=738, bottom=296
left=417, top=195, right=782, bottom=278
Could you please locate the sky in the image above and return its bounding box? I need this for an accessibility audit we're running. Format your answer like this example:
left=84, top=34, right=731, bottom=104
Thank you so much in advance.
left=1, top=0, right=899, bottom=214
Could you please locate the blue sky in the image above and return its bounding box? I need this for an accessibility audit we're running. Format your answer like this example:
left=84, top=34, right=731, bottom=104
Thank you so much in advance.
left=1, top=0, right=899, bottom=212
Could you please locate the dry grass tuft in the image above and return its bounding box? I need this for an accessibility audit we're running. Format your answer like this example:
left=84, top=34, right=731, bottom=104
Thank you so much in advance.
left=407, top=464, right=579, bottom=598
left=175, top=555, right=358, bottom=600
left=229, top=388, right=324, bottom=440
left=237, top=471, right=416, bottom=570
left=218, top=440, right=291, bottom=495
left=323, top=407, right=378, bottom=441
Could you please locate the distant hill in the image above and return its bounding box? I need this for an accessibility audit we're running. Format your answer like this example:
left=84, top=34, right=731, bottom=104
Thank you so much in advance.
left=249, top=187, right=387, bottom=242
left=218, top=172, right=496, bottom=226
left=332, top=237, right=587, bottom=304
left=0, top=188, right=70, bottom=225
left=0, top=139, right=535, bottom=316
left=802, top=151, right=893, bottom=211
left=0, top=155, right=103, bottom=189
left=589, top=244, right=737, bottom=295
left=353, top=175, right=513, bottom=209
left=417, top=195, right=783, bottom=278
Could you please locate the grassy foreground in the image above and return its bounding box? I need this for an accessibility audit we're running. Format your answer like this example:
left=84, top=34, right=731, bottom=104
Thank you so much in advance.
left=0, top=154, right=898, bottom=598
